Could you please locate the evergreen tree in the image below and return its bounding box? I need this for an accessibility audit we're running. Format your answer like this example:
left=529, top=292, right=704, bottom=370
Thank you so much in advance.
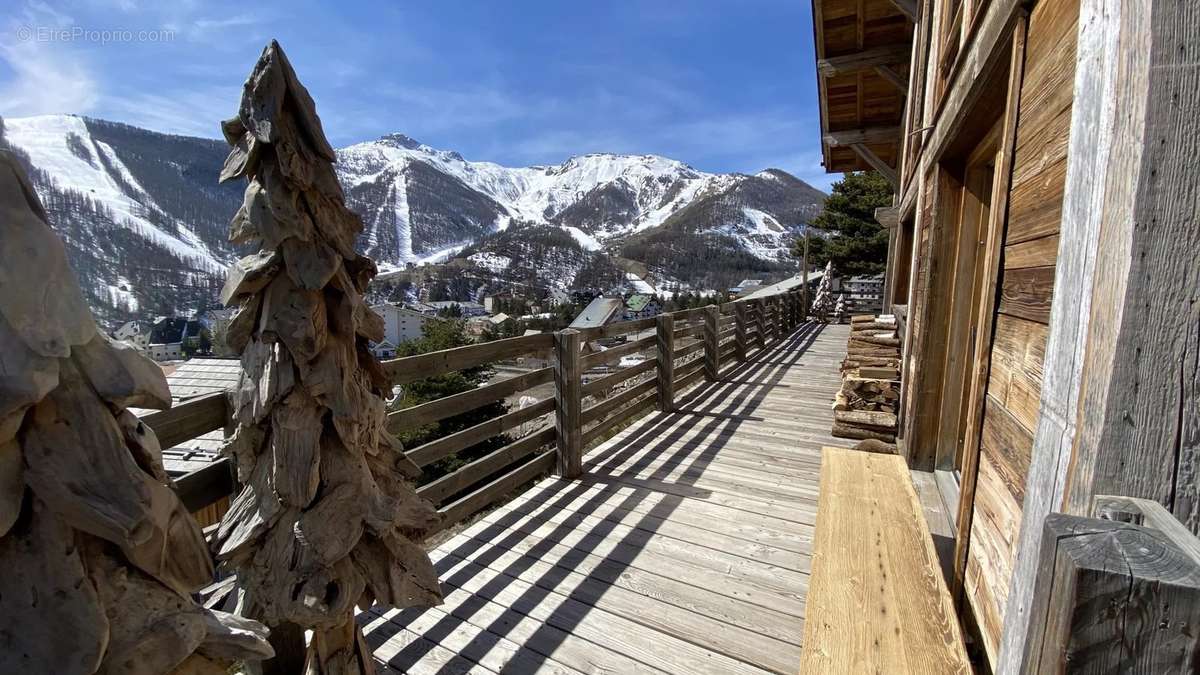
left=795, top=171, right=892, bottom=276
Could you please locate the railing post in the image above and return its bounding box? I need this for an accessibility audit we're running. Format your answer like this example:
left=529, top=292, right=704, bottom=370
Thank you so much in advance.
left=703, top=304, right=720, bottom=381
left=656, top=313, right=676, bottom=412
left=554, top=328, right=582, bottom=478
left=786, top=292, right=797, bottom=331
left=734, top=302, right=748, bottom=362
left=755, top=300, right=766, bottom=348
left=1020, top=509, right=1200, bottom=673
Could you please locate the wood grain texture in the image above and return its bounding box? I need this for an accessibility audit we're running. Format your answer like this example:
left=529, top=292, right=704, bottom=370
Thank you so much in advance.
left=801, top=447, right=970, bottom=673
left=554, top=329, right=582, bottom=479
left=1021, top=514, right=1200, bottom=673
left=141, top=392, right=228, bottom=450
left=997, top=265, right=1054, bottom=324
left=656, top=314, right=676, bottom=413
left=1003, top=234, right=1059, bottom=269
left=952, top=16, right=1029, bottom=607
left=998, top=0, right=1200, bottom=669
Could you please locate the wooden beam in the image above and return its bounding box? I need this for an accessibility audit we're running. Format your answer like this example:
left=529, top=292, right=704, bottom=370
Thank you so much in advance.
left=874, top=205, right=901, bottom=229
left=998, top=0, right=1200, bottom=669
left=655, top=314, right=676, bottom=412
left=850, top=143, right=899, bottom=190
left=704, top=305, right=721, bottom=381
left=173, top=457, right=234, bottom=512
left=141, top=391, right=228, bottom=450
left=887, top=0, right=918, bottom=21
left=1093, top=495, right=1200, bottom=566
left=824, top=126, right=901, bottom=147
left=816, top=44, right=911, bottom=77
left=873, top=64, right=908, bottom=92
left=554, top=329, right=582, bottom=478
left=382, top=332, right=554, bottom=385
left=916, top=0, right=1021, bottom=180
left=1020, top=513, right=1200, bottom=673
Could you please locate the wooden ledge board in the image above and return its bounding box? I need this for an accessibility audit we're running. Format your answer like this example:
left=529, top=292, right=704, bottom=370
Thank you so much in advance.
left=801, top=447, right=970, bottom=673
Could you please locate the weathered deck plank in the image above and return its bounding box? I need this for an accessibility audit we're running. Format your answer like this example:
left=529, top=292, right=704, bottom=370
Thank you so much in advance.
left=365, top=322, right=851, bottom=674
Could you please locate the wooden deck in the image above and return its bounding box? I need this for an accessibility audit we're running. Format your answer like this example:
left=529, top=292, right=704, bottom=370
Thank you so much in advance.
left=361, top=321, right=852, bottom=674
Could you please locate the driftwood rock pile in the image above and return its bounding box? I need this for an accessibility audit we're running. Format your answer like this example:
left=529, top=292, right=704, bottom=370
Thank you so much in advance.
left=0, top=151, right=273, bottom=674
left=833, top=314, right=900, bottom=448
left=213, top=40, right=441, bottom=673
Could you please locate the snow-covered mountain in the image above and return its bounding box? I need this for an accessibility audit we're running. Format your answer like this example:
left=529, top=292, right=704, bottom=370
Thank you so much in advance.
left=0, top=114, right=825, bottom=326
left=336, top=133, right=824, bottom=273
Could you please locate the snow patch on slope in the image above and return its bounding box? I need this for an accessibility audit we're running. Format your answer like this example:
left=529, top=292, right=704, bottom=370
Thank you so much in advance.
left=469, top=252, right=512, bottom=274
left=3, top=115, right=224, bottom=270
left=742, top=207, right=785, bottom=234
left=563, top=226, right=602, bottom=251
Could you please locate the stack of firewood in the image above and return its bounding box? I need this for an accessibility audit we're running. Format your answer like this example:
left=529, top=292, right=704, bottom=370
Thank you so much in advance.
left=833, top=314, right=901, bottom=448
left=842, top=314, right=900, bottom=372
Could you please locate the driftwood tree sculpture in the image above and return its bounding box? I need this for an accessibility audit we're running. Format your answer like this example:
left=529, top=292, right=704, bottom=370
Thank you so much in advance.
left=0, top=151, right=273, bottom=674
left=810, top=261, right=835, bottom=323
left=214, top=40, right=442, bottom=673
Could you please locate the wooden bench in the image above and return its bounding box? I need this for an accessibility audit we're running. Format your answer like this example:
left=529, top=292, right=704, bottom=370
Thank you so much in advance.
left=801, top=447, right=971, bottom=673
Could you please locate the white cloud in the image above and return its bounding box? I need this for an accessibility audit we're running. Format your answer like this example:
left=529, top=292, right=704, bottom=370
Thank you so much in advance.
left=0, top=39, right=99, bottom=117
left=106, top=85, right=239, bottom=138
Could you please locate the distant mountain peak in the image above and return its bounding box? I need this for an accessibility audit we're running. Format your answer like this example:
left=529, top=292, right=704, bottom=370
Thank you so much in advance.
left=378, top=132, right=425, bottom=150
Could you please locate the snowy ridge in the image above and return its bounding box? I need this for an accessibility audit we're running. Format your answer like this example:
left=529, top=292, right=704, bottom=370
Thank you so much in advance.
left=3, top=115, right=224, bottom=270
left=335, top=135, right=745, bottom=246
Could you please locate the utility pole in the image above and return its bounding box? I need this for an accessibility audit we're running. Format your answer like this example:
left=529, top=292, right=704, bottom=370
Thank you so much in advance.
left=801, top=228, right=810, bottom=319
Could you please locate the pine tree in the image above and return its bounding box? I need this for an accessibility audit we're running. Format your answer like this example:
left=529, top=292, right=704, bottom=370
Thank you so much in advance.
left=795, top=171, right=893, bottom=276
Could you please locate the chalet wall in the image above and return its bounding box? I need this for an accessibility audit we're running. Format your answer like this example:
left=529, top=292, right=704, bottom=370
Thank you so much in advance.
left=962, top=0, right=1079, bottom=661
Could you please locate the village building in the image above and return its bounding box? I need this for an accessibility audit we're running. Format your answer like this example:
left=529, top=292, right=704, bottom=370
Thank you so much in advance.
left=622, top=293, right=661, bottom=320
left=845, top=273, right=884, bottom=314
left=111, top=319, right=152, bottom=350
left=372, top=303, right=434, bottom=356
left=482, top=292, right=513, bottom=314
left=568, top=295, right=625, bottom=331
left=146, top=316, right=205, bottom=361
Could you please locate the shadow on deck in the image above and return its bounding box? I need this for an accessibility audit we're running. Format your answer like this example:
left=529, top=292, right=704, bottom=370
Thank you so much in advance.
left=361, top=321, right=851, bottom=674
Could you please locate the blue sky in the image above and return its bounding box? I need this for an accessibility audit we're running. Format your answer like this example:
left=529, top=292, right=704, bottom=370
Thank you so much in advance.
left=0, top=1, right=833, bottom=190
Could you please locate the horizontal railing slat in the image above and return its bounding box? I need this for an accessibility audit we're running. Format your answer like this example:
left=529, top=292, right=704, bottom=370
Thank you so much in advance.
left=174, top=457, right=233, bottom=512
left=582, top=393, right=658, bottom=447
left=406, top=398, right=555, bottom=467
left=580, top=378, right=657, bottom=426
left=673, top=341, right=704, bottom=360
left=381, top=333, right=554, bottom=385
left=676, top=355, right=705, bottom=376
left=434, top=451, right=555, bottom=532
left=581, top=359, right=656, bottom=397
left=576, top=316, right=657, bottom=341
left=417, top=425, right=556, bottom=505
left=142, top=392, right=228, bottom=450
left=580, top=334, right=656, bottom=370
left=674, top=368, right=706, bottom=392
left=387, top=366, right=553, bottom=431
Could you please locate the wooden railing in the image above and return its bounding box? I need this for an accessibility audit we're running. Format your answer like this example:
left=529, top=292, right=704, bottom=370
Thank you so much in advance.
left=1019, top=496, right=1200, bottom=672
left=155, top=288, right=807, bottom=534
